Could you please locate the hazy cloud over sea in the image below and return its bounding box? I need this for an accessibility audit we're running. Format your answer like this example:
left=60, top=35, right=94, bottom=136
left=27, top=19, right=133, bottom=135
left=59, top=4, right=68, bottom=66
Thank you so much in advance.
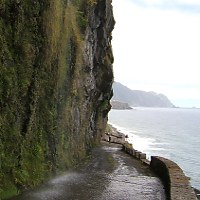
left=112, top=0, right=200, bottom=107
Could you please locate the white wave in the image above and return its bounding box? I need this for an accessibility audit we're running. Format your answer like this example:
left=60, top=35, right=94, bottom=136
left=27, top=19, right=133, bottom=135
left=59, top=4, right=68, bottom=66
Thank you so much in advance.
left=108, top=123, right=156, bottom=153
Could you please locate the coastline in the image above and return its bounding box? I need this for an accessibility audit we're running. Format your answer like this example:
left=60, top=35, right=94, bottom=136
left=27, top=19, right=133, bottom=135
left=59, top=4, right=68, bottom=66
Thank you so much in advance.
left=109, top=107, right=200, bottom=191
left=105, top=123, right=199, bottom=200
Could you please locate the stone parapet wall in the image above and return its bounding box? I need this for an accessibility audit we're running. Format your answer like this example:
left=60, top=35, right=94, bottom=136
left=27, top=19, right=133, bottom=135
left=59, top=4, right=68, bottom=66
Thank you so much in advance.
left=123, top=142, right=150, bottom=165
left=150, top=156, right=197, bottom=200
left=122, top=143, right=197, bottom=200
left=102, top=132, right=125, bottom=144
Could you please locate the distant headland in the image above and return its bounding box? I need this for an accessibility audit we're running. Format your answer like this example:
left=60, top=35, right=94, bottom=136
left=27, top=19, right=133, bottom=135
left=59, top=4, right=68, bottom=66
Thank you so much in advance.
left=112, top=82, right=175, bottom=108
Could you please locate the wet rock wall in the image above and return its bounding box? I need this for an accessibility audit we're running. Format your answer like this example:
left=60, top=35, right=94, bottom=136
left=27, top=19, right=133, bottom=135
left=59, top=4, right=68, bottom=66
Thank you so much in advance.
left=0, top=0, right=114, bottom=198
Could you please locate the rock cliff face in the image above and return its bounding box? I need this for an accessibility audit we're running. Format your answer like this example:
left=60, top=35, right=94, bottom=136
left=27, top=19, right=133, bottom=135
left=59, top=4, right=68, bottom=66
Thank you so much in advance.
left=0, top=0, right=114, bottom=198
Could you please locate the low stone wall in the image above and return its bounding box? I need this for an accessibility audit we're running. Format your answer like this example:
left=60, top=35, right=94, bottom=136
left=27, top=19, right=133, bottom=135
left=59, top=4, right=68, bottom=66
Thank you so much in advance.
left=123, top=142, right=150, bottom=165
left=102, top=132, right=125, bottom=144
left=150, top=156, right=197, bottom=200
left=122, top=143, right=197, bottom=200
left=104, top=126, right=197, bottom=199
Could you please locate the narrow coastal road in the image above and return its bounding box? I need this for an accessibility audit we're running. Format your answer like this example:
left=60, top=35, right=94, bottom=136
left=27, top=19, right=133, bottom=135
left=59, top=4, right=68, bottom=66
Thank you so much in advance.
left=11, top=143, right=166, bottom=200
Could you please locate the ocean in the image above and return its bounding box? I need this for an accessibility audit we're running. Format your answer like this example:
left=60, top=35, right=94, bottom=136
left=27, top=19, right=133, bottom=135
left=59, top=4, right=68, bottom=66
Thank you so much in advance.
left=108, top=107, right=200, bottom=190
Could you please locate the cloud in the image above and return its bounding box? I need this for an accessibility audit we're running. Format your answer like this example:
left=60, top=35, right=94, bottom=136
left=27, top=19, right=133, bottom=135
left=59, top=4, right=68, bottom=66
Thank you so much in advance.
left=131, top=0, right=200, bottom=13
left=113, top=2, right=200, bottom=84
left=176, top=0, right=200, bottom=6
left=134, top=0, right=200, bottom=6
left=112, top=0, right=200, bottom=107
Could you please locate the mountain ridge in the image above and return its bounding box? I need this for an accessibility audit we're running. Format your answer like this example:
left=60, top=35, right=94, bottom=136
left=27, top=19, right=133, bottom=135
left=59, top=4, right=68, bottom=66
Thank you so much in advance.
left=112, top=82, right=175, bottom=108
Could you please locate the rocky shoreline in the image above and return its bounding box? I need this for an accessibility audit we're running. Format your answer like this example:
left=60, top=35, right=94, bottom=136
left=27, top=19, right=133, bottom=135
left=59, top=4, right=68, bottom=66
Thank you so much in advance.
left=111, top=100, right=133, bottom=110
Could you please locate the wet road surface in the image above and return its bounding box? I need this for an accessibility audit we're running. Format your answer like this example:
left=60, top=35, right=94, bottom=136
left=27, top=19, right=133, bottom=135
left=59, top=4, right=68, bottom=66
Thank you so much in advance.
left=11, top=143, right=166, bottom=200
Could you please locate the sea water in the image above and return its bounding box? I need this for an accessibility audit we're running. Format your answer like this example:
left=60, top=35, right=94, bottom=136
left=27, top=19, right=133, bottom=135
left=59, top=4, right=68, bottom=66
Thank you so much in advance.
left=108, top=107, right=200, bottom=190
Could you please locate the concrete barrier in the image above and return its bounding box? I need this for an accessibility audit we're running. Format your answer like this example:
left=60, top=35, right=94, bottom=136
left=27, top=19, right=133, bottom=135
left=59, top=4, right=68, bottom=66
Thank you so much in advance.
left=139, top=153, right=146, bottom=159
left=123, top=143, right=145, bottom=162
left=150, top=156, right=197, bottom=200
left=104, top=130, right=197, bottom=200
left=122, top=143, right=197, bottom=200
left=135, top=151, right=142, bottom=159
left=103, top=132, right=125, bottom=144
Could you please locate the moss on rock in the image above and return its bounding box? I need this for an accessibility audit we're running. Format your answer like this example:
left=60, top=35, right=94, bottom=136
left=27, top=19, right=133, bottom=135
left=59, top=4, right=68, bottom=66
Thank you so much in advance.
left=0, top=0, right=114, bottom=198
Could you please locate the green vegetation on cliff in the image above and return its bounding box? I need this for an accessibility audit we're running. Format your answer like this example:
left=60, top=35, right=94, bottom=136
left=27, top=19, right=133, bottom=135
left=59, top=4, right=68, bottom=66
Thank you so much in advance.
left=0, top=0, right=114, bottom=198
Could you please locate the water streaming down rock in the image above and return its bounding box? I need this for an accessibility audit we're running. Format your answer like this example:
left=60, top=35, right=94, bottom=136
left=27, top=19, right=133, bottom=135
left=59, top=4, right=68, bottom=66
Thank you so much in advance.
left=0, top=0, right=114, bottom=198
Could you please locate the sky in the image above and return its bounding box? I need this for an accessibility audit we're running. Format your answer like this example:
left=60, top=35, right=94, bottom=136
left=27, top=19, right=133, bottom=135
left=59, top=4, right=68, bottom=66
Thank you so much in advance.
left=112, top=0, right=200, bottom=108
